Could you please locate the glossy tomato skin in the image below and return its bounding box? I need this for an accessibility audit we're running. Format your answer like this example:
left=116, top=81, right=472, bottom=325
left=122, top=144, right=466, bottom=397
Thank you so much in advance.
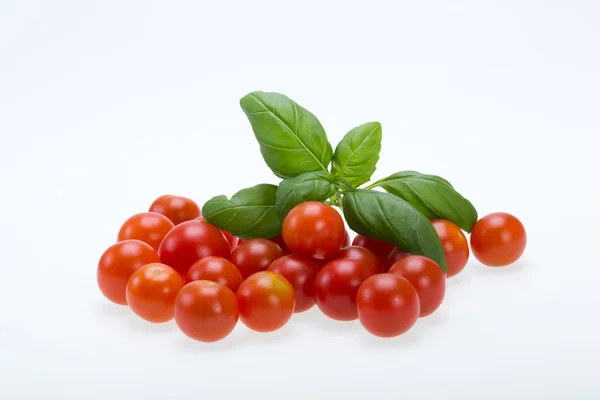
left=230, top=239, right=285, bottom=279
left=352, top=235, right=395, bottom=264
left=333, top=246, right=383, bottom=274
left=174, top=281, right=239, bottom=342
left=282, top=201, right=345, bottom=259
left=97, top=240, right=160, bottom=305
left=185, top=256, right=243, bottom=293
left=270, top=235, right=291, bottom=254
left=194, top=215, right=238, bottom=252
left=385, top=247, right=411, bottom=271
left=236, top=271, right=295, bottom=332
left=267, top=254, right=319, bottom=313
left=357, top=273, right=420, bottom=338
left=126, top=263, right=184, bottom=323
left=389, top=255, right=445, bottom=317
left=342, top=230, right=351, bottom=248
left=431, top=219, right=469, bottom=278
left=313, top=258, right=373, bottom=321
left=158, top=220, right=231, bottom=277
left=470, top=212, right=527, bottom=266
left=149, top=194, right=201, bottom=225
left=117, top=212, right=174, bottom=251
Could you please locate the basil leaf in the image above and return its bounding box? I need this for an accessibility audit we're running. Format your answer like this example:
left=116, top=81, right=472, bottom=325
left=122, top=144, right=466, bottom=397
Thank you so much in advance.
left=331, top=121, right=382, bottom=188
left=276, top=171, right=338, bottom=219
left=343, top=190, right=447, bottom=272
left=202, top=184, right=281, bottom=240
left=373, top=171, right=478, bottom=232
left=239, top=91, right=333, bottom=179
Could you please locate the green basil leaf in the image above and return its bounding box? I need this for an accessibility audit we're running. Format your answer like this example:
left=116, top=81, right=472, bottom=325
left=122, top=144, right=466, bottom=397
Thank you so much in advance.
left=343, top=190, right=447, bottom=272
left=201, top=184, right=281, bottom=240
left=239, top=91, right=333, bottom=179
left=331, top=121, right=382, bottom=188
left=276, top=171, right=338, bottom=219
left=373, top=171, right=478, bottom=232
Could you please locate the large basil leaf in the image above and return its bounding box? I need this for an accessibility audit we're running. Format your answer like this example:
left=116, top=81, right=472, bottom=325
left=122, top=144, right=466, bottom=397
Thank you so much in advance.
left=202, top=184, right=281, bottom=240
left=343, top=190, right=447, bottom=272
left=373, top=171, right=477, bottom=232
left=331, top=121, right=382, bottom=188
left=276, top=172, right=338, bottom=219
left=239, top=91, right=333, bottom=179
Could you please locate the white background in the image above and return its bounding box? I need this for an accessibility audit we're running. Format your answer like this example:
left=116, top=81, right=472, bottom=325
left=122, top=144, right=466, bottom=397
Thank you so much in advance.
left=1, top=1, right=599, bottom=399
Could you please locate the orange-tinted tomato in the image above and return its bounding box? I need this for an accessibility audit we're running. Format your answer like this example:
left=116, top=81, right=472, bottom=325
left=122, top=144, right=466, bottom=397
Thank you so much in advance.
left=149, top=194, right=201, bottom=225
left=174, top=281, right=239, bottom=342
left=470, top=212, right=527, bottom=267
left=389, top=255, right=445, bottom=317
left=117, top=212, right=174, bottom=251
left=357, top=273, right=420, bottom=338
left=126, top=263, right=184, bottom=323
left=97, top=240, right=160, bottom=305
left=185, top=256, right=243, bottom=293
left=236, top=271, right=295, bottom=332
left=431, top=219, right=469, bottom=278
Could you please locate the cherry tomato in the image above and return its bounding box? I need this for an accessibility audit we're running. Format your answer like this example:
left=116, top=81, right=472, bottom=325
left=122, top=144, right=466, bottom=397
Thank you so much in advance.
left=342, top=230, right=351, bottom=248
left=389, top=255, right=445, bottom=317
left=97, top=240, right=160, bottom=305
left=385, top=247, right=411, bottom=271
left=313, top=258, right=373, bottom=321
left=333, top=246, right=383, bottom=274
left=357, top=273, right=420, bottom=338
left=470, top=212, right=527, bottom=267
left=126, top=263, right=184, bottom=323
left=149, top=194, right=201, bottom=225
left=270, top=235, right=291, bottom=254
left=431, top=219, right=469, bottom=278
left=185, top=256, right=243, bottom=292
left=117, top=212, right=174, bottom=251
left=282, top=201, right=345, bottom=259
left=267, top=254, right=318, bottom=313
left=158, top=220, right=230, bottom=276
left=174, top=281, right=239, bottom=342
left=236, top=271, right=295, bottom=332
left=352, top=235, right=395, bottom=264
left=221, top=230, right=239, bottom=252
left=230, top=238, right=284, bottom=279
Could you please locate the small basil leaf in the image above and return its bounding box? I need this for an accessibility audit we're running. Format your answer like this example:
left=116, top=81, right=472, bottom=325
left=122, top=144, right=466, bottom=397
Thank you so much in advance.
left=239, top=91, right=333, bottom=179
left=276, top=172, right=338, bottom=219
left=202, top=184, right=281, bottom=240
left=331, top=121, right=382, bottom=188
left=373, top=171, right=477, bottom=232
left=343, top=190, right=447, bottom=272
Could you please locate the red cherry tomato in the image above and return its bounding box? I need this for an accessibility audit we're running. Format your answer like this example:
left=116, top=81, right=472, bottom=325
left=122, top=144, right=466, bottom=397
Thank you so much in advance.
left=149, top=194, right=201, bottom=225
left=230, top=238, right=284, bottom=279
left=236, top=271, right=295, bottom=332
left=352, top=235, right=395, bottom=264
left=431, top=219, right=469, bottom=278
left=158, top=220, right=231, bottom=277
left=282, top=201, right=345, bottom=259
left=389, top=255, right=445, bottom=317
left=470, top=212, right=527, bottom=267
left=174, top=281, right=239, bottom=342
left=185, top=256, right=243, bottom=293
left=267, top=254, right=318, bottom=313
left=194, top=215, right=238, bottom=252
left=334, top=246, right=383, bottom=274
left=126, top=263, right=184, bottom=323
left=270, top=235, right=291, bottom=254
left=357, top=273, right=420, bottom=338
left=313, top=258, right=373, bottom=321
left=117, top=212, right=174, bottom=251
left=342, top=230, right=351, bottom=248
left=385, top=247, right=411, bottom=271
left=97, top=240, right=160, bottom=305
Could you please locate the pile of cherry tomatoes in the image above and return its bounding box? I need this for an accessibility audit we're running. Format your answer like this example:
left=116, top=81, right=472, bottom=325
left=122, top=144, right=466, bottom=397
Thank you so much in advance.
left=97, top=194, right=527, bottom=342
